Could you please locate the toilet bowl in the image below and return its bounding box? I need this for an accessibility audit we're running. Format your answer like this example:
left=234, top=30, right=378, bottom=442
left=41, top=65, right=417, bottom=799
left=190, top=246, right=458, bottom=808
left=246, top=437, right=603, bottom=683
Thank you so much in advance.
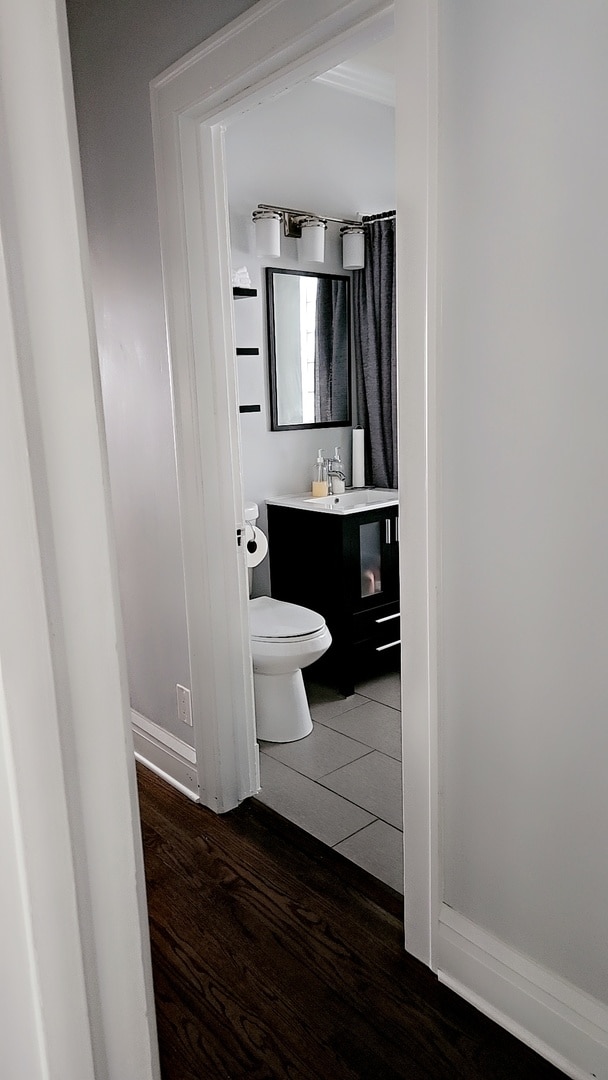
left=245, top=503, right=331, bottom=742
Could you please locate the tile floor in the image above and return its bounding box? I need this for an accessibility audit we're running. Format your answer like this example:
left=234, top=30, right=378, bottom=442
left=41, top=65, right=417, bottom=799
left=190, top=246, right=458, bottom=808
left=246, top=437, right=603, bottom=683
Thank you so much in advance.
left=255, top=669, right=403, bottom=894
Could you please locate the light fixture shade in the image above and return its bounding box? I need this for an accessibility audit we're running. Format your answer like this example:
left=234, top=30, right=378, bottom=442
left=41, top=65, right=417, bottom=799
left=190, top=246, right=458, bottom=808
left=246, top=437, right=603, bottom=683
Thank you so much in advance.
left=252, top=210, right=281, bottom=257
left=341, top=226, right=365, bottom=270
left=298, top=217, right=326, bottom=263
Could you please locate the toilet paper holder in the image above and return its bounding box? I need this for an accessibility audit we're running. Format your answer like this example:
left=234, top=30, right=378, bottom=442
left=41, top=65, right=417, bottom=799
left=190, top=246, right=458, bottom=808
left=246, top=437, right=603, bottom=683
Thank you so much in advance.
left=244, top=523, right=268, bottom=567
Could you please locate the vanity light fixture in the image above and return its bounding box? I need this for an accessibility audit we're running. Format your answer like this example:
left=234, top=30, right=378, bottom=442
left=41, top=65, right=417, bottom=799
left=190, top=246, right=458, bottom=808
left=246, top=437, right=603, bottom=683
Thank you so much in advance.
left=252, top=203, right=365, bottom=269
left=298, top=216, right=327, bottom=263
left=341, top=225, right=365, bottom=270
left=252, top=209, right=281, bottom=257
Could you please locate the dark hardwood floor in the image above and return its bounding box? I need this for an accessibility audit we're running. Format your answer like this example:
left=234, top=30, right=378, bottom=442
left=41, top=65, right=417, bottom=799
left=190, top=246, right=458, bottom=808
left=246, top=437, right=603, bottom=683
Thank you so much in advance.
left=137, top=763, right=565, bottom=1080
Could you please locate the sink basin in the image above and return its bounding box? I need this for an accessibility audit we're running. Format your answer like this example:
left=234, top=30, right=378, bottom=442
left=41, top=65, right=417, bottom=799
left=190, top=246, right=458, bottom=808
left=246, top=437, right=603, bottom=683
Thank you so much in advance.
left=304, top=490, right=398, bottom=511
left=266, top=489, right=398, bottom=515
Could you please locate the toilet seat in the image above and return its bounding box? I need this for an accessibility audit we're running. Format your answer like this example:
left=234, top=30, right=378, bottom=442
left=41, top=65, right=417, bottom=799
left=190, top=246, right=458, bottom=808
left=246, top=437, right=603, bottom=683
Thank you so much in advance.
left=249, top=596, right=326, bottom=642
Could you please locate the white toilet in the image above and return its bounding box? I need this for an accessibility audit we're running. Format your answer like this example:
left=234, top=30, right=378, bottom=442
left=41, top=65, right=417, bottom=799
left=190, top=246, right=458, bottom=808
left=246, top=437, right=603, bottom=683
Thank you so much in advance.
left=245, top=502, right=331, bottom=742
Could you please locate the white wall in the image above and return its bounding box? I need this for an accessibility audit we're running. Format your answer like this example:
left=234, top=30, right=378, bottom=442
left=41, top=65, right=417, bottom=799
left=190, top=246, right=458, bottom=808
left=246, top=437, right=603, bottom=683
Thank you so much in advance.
left=439, top=0, right=608, bottom=1003
left=225, top=78, right=395, bottom=592
left=66, top=0, right=260, bottom=742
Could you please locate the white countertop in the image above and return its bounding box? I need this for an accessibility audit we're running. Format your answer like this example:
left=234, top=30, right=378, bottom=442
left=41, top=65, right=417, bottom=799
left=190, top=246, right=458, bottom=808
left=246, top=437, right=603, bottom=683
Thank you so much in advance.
left=265, top=489, right=399, bottom=515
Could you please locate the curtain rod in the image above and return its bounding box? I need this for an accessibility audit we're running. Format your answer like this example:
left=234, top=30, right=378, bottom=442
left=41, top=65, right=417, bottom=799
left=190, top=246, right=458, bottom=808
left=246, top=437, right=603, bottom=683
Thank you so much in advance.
left=362, top=210, right=396, bottom=223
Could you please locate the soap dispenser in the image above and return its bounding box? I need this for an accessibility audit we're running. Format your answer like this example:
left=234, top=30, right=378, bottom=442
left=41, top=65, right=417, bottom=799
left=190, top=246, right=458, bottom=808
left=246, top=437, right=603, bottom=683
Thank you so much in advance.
left=311, top=449, right=328, bottom=497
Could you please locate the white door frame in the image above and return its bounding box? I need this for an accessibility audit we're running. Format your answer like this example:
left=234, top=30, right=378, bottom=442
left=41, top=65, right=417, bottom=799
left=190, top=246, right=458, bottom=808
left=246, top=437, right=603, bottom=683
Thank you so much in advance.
left=396, top=0, right=440, bottom=970
left=0, top=0, right=160, bottom=1074
left=150, top=0, right=439, bottom=964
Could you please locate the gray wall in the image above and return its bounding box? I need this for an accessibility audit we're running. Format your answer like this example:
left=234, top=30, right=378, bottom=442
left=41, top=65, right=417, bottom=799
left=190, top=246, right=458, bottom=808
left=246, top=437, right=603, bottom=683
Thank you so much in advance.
left=66, top=0, right=259, bottom=741
left=439, top=0, right=608, bottom=1000
left=225, top=79, right=395, bottom=593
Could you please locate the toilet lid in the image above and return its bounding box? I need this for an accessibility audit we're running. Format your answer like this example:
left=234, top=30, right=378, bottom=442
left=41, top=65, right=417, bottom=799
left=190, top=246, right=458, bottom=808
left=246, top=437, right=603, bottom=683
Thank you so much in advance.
left=249, top=596, right=326, bottom=639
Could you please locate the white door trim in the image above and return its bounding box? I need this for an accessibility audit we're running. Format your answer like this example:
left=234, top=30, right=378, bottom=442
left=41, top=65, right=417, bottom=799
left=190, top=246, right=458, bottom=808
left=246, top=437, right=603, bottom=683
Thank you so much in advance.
left=150, top=0, right=436, bottom=960
left=0, top=158, right=97, bottom=1080
left=0, top=0, right=160, bottom=1075
left=396, top=0, right=440, bottom=970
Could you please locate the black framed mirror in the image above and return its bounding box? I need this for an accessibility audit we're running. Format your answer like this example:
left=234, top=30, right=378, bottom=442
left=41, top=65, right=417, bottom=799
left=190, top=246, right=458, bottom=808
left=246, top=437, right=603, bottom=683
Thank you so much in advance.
left=265, top=267, right=351, bottom=431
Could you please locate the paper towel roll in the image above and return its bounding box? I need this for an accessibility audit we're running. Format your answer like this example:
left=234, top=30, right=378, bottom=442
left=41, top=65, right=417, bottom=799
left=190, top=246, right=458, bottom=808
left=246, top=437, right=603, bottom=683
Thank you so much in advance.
left=352, top=426, right=365, bottom=488
left=245, top=524, right=268, bottom=567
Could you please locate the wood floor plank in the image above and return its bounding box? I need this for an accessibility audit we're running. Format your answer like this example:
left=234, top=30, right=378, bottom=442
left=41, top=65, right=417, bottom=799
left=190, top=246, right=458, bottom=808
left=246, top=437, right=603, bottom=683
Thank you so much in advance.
left=137, top=764, right=565, bottom=1080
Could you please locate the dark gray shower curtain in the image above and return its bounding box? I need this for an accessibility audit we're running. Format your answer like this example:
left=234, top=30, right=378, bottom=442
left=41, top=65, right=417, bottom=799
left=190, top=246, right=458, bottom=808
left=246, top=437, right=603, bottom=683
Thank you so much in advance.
left=353, top=214, right=397, bottom=489
left=314, top=277, right=348, bottom=423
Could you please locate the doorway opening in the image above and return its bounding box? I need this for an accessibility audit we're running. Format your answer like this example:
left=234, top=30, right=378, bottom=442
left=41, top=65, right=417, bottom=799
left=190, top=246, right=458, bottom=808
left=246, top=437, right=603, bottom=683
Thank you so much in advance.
left=223, top=35, right=401, bottom=892
left=151, top=0, right=438, bottom=964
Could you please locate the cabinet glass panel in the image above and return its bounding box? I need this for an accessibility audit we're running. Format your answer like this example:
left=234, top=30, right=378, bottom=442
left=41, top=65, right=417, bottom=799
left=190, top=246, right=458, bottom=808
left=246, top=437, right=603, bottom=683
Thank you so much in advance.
left=359, top=521, right=383, bottom=598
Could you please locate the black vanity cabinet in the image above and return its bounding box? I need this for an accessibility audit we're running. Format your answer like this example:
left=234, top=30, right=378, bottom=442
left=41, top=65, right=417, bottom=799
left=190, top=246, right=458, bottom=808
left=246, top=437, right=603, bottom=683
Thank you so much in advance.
left=266, top=502, right=400, bottom=696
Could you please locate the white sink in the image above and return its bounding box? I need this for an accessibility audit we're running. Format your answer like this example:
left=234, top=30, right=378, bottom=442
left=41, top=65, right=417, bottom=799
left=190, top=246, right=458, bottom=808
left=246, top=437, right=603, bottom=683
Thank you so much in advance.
left=266, top=489, right=398, bottom=515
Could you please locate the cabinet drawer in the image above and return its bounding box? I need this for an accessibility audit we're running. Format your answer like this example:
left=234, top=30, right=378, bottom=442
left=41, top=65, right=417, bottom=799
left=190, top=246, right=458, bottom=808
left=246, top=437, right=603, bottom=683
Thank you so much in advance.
left=351, top=602, right=400, bottom=644
left=352, top=634, right=401, bottom=671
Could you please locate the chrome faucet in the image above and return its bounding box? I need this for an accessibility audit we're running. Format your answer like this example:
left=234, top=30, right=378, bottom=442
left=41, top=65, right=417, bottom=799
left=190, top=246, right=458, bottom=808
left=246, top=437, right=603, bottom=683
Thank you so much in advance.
left=325, top=449, right=346, bottom=495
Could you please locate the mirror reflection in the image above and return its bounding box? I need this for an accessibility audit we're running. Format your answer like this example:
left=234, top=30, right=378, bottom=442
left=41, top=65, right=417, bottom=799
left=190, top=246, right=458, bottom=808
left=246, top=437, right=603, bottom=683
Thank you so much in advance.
left=266, top=267, right=351, bottom=431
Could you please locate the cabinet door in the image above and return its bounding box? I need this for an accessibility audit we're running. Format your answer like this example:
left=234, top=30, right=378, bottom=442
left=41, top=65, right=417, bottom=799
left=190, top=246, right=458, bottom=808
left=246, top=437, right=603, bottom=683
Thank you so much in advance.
left=352, top=508, right=399, bottom=609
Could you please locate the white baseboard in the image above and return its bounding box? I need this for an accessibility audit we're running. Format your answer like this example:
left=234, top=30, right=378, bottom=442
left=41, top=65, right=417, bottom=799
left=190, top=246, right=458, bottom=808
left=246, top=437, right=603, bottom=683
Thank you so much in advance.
left=437, top=904, right=608, bottom=1080
left=132, top=709, right=199, bottom=800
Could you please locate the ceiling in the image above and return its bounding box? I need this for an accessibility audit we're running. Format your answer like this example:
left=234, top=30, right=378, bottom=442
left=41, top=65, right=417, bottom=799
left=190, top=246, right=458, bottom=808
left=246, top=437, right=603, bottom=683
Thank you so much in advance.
left=353, top=36, right=395, bottom=76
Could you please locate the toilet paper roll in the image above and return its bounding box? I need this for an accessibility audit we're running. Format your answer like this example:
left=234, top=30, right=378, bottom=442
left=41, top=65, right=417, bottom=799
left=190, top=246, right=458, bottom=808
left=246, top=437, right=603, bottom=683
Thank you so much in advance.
left=352, top=426, right=366, bottom=488
left=244, top=524, right=268, bottom=567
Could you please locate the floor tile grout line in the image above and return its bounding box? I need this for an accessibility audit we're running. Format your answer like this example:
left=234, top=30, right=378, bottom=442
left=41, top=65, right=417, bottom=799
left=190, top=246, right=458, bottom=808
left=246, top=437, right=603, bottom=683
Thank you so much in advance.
left=260, top=714, right=401, bottom=767
left=314, top=759, right=404, bottom=830
left=259, top=756, right=389, bottom=830
left=310, top=701, right=373, bottom=727
left=259, top=747, right=403, bottom=823
left=258, top=745, right=374, bottom=783
left=354, top=692, right=401, bottom=713
left=313, top=748, right=375, bottom=780
left=331, top=817, right=380, bottom=849
left=260, top=741, right=400, bottom=785
left=355, top=696, right=399, bottom=707
left=310, top=690, right=402, bottom=714
left=317, top=747, right=401, bottom=781
left=314, top=746, right=398, bottom=777
left=255, top=738, right=373, bottom=781
left=308, top=718, right=403, bottom=761
left=316, top=740, right=402, bottom=763
left=260, top=725, right=375, bottom=757
left=312, top=711, right=402, bottom=737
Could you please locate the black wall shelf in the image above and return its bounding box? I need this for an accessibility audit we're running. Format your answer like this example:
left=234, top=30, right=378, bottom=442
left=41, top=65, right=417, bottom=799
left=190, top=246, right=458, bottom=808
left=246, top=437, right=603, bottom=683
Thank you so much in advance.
left=233, top=287, right=260, bottom=414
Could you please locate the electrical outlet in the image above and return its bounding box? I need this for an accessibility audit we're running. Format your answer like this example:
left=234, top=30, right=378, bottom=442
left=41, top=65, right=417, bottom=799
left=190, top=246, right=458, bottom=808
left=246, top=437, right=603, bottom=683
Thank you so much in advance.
left=176, top=684, right=192, bottom=726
